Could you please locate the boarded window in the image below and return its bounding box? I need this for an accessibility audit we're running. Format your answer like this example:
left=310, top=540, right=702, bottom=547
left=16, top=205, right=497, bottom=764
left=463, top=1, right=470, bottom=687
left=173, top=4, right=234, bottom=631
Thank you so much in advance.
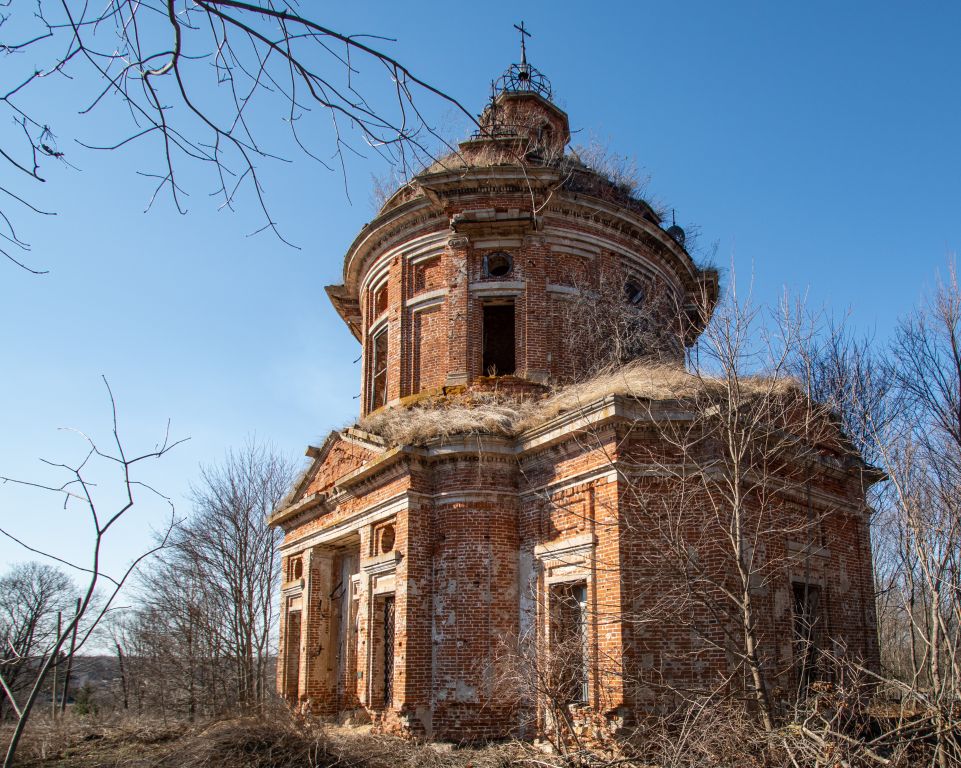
left=482, top=302, right=515, bottom=376
left=284, top=610, right=301, bottom=701
left=412, top=257, right=443, bottom=294
left=412, top=305, right=443, bottom=392
left=369, top=329, right=388, bottom=410
left=550, top=582, right=588, bottom=704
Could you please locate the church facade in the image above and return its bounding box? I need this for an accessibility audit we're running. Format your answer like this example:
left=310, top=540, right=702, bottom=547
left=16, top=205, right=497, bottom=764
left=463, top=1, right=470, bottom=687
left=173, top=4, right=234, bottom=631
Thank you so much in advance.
left=270, top=53, right=879, bottom=741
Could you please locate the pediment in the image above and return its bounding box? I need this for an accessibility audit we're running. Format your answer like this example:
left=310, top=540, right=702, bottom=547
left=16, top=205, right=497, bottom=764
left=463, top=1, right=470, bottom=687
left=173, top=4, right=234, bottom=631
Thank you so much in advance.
left=280, top=429, right=387, bottom=511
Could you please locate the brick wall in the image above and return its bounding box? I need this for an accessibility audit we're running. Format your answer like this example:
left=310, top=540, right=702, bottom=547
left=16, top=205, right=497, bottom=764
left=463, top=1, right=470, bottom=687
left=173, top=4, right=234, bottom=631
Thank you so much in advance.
left=274, top=90, right=871, bottom=742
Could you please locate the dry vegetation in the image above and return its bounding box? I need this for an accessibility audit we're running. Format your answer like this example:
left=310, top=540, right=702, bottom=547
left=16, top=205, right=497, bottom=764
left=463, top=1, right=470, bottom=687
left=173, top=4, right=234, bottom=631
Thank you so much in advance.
left=4, top=711, right=524, bottom=768
left=356, top=362, right=796, bottom=448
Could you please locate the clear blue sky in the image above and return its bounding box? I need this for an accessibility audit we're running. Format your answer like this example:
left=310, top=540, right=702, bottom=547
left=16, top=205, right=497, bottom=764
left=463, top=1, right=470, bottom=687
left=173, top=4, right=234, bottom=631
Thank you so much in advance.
left=2, top=1, right=959, bottom=586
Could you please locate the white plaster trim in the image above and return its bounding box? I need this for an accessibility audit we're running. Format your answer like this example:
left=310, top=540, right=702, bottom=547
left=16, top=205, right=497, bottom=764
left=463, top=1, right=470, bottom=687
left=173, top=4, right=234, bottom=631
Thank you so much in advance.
left=280, top=493, right=409, bottom=554
left=520, top=467, right=619, bottom=498
left=787, top=540, right=832, bottom=559
left=367, top=313, right=389, bottom=336
left=473, top=237, right=524, bottom=249
left=546, top=241, right=598, bottom=260
left=362, top=550, right=401, bottom=576
left=534, top=532, right=597, bottom=562
left=363, top=262, right=392, bottom=299
left=357, top=229, right=448, bottom=295
left=542, top=225, right=682, bottom=291
left=423, top=439, right=515, bottom=458
left=371, top=573, right=396, bottom=596
left=427, top=489, right=519, bottom=505
left=404, top=240, right=446, bottom=264
left=406, top=288, right=447, bottom=311
left=469, top=280, right=525, bottom=296
left=517, top=396, right=621, bottom=452
left=546, top=284, right=581, bottom=296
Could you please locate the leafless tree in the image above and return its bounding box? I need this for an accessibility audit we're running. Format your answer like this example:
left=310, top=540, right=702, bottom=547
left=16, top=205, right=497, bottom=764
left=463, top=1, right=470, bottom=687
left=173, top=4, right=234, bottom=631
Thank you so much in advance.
left=127, top=438, right=295, bottom=716
left=0, top=1, right=475, bottom=273
left=558, top=268, right=687, bottom=381
left=0, top=378, right=181, bottom=767
left=622, top=289, right=841, bottom=732
left=0, top=563, right=73, bottom=720
left=861, top=263, right=961, bottom=766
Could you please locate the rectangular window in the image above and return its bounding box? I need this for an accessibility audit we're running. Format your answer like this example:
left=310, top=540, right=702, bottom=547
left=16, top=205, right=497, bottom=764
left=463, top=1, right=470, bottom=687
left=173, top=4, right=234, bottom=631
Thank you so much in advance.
left=792, top=582, right=823, bottom=691
left=369, top=329, right=389, bottom=410
left=482, top=302, right=515, bottom=376
left=550, top=582, right=588, bottom=704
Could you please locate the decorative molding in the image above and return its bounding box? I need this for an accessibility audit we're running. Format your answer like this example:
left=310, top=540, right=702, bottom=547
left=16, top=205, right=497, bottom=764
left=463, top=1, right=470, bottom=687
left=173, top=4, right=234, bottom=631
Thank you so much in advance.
left=473, top=237, right=524, bottom=249
left=280, top=492, right=408, bottom=554
left=268, top=492, right=326, bottom=528
left=534, top=532, right=597, bottom=562
left=787, top=540, right=832, bottom=560
left=363, top=550, right=401, bottom=576
left=469, top=280, right=525, bottom=297
left=546, top=284, right=581, bottom=296
left=367, top=313, right=389, bottom=336
left=406, top=289, right=447, bottom=312
left=520, top=467, right=619, bottom=498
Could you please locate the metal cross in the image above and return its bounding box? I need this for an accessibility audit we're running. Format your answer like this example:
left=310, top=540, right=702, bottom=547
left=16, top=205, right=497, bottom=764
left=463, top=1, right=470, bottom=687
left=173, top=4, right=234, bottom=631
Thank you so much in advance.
left=514, top=21, right=531, bottom=64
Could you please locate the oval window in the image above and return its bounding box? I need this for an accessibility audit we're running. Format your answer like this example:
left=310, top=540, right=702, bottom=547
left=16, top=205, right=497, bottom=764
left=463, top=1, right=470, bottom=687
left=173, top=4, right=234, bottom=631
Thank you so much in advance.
left=484, top=252, right=513, bottom=279
left=380, top=524, right=396, bottom=553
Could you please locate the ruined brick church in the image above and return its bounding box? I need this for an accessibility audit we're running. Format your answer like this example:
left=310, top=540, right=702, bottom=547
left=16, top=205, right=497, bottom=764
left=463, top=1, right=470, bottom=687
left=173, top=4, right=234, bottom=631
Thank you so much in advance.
left=270, top=42, right=879, bottom=741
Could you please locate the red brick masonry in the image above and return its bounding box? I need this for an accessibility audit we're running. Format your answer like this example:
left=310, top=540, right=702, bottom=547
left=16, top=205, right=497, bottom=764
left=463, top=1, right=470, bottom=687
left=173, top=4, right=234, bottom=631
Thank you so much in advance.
left=270, top=85, right=878, bottom=741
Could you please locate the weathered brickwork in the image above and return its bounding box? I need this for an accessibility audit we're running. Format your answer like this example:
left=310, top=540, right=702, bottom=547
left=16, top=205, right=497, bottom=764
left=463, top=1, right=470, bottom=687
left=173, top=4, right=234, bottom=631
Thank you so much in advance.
left=272, top=73, right=879, bottom=742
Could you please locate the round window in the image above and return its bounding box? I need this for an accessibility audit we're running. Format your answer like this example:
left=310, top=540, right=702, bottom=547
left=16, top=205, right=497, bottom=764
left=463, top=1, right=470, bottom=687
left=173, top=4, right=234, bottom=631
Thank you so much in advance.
left=484, top=252, right=513, bottom=279
left=293, top=559, right=303, bottom=580
left=380, top=524, right=396, bottom=553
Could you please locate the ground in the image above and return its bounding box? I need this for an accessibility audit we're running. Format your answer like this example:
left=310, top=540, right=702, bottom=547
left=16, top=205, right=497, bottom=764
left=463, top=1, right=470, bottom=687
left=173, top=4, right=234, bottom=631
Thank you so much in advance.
left=5, top=713, right=526, bottom=768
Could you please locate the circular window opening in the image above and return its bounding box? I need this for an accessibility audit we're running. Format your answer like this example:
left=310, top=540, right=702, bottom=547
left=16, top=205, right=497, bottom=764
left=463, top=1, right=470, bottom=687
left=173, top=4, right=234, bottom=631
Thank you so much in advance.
left=293, top=559, right=303, bottom=580
left=484, top=252, right=513, bottom=279
left=380, top=524, right=396, bottom=553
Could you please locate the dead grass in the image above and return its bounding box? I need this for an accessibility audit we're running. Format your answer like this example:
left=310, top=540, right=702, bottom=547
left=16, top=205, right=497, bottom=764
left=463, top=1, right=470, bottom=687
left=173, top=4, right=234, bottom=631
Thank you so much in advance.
left=5, top=712, right=526, bottom=768
left=5, top=715, right=188, bottom=767
left=357, top=363, right=795, bottom=448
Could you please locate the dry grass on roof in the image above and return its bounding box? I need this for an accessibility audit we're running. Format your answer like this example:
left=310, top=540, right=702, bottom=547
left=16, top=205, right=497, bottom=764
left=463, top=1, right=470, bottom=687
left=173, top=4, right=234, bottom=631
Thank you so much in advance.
left=355, top=363, right=797, bottom=448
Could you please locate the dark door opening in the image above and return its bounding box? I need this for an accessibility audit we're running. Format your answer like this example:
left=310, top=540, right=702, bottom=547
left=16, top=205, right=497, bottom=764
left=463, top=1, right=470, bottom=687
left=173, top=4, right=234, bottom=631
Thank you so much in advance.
left=284, top=610, right=301, bottom=701
left=792, top=582, right=823, bottom=691
left=369, top=329, right=388, bottom=410
left=482, top=303, right=516, bottom=376
left=550, top=581, right=589, bottom=704
left=383, top=595, right=395, bottom=707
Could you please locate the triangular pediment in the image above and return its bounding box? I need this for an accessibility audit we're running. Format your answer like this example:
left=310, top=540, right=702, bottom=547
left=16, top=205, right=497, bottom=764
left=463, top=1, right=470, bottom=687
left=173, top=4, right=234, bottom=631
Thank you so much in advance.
left=271, top=429, right=387, bottom=526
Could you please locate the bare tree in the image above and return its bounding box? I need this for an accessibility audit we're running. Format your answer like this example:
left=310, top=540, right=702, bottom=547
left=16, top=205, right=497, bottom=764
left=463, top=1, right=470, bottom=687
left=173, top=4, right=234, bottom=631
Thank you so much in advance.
left=861, top=263, right=961, bottom=766
left=1, top=1, right=475, bottom=272
left=0, top=379, right=181, bottom=767
left=559, top=267, right=688, bottom=381
left=620, top=289, right=842, bottom=732
left=0, top=563, right=73, bottom=720
left=130, top=438, right=295, bottom=715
